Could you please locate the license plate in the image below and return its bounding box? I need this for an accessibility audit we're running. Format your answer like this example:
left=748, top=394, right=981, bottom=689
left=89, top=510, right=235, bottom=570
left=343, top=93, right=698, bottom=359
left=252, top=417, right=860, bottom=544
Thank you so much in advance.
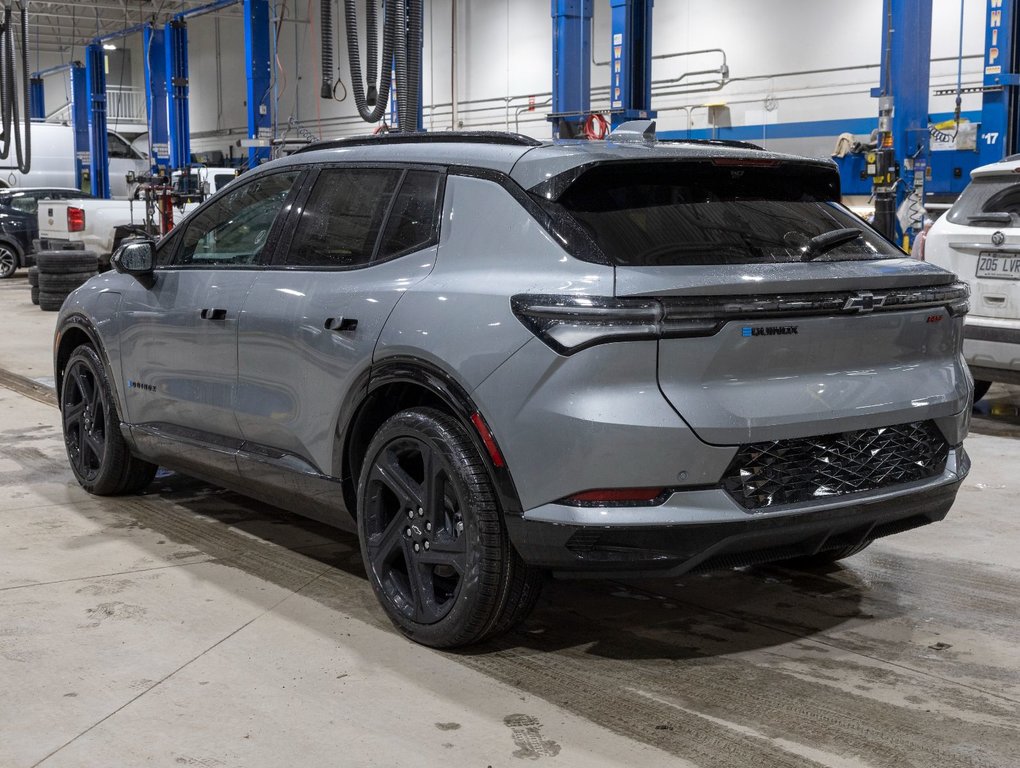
left=977, top=252, right=1020, bottom=279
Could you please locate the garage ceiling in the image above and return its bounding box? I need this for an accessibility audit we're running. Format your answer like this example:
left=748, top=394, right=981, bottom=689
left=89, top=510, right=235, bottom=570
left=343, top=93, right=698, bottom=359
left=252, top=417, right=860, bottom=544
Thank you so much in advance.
left=27, top=0, right=240, bottom=54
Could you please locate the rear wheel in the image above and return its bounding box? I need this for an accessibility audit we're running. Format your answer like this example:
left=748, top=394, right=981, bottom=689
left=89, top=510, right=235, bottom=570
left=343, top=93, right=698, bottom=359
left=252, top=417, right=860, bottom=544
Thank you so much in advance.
left=0, top=244, right=17, bottom=278
left=357, top=407, right=541, bottom=648
left=60, top=344, right=157, bottom=495
left=973, top=379, right=992, bottom=402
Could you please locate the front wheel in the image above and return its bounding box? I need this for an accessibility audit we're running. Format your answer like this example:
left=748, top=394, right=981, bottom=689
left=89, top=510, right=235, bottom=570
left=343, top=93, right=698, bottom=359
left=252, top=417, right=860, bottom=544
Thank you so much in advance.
left=357, top=407, right=541, bottom=648
left=60, top=344, right=157, bottom=495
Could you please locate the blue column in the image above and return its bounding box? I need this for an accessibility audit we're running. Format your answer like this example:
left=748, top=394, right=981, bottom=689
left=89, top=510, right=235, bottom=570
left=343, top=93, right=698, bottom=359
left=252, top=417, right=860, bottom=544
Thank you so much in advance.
left=876, top=0, right=933, bottom=166
left=609, top=0, right=655, bottom=128
left=144, top=24, right=171, bottom=174
left=166, top=19, right=190, bottom=169
left=244, top=0, right=272, bottom=166
left=71, top=64, right=90, bottom=192
left=29, top=78, right=45, bottom=120
left=550, top=0, right=592, bottom=139
left=979, top=0, right=1020, bottom=164
left=85, top=43, right=110, bottom=199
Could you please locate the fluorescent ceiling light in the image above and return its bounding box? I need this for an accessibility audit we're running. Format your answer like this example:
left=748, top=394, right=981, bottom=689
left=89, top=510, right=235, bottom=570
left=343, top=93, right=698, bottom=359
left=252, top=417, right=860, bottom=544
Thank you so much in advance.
left=103, top=43, right=117, bottom=51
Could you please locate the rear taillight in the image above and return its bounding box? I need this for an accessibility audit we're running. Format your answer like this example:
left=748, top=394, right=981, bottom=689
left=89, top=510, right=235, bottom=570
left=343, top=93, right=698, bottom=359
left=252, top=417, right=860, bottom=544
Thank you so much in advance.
left=511, top=295, right=664, bottom=355
left=560, top=487, right=668, bottom=506
left=67, top=207, right=85, bottom=233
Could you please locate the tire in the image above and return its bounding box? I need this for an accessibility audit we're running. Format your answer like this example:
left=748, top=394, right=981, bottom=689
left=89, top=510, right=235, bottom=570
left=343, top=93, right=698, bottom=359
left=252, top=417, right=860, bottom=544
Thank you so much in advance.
left=27, top=266, right=39, bottom=287
left=0, top=243, right=17, bottom=278
left=35, top=250, right=98, bottom=273
left=37, top=271, right=96, bottom=293
left=784, top=541, right=871, bottom=568
left=60, top=344, right=157, bottom=495
left=38, top=291, right=69, bottom=311
left=357, top=407, right=541, bottom=648
left=973, top=379, right=992, bottom=402
left=30, top=285, right=39, bottom=305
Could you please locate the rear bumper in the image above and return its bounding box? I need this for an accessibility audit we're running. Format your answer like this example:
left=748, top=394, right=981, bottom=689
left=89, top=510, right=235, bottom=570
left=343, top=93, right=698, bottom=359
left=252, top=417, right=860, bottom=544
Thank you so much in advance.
left=964, top=320, right=1020, bottom=383
left=506, top=446, right=968, bottom=578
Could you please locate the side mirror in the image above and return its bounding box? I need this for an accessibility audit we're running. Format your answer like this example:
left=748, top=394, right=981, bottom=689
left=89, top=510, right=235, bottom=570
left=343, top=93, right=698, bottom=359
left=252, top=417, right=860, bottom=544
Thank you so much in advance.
left=112, top=239, right=156, bottom=276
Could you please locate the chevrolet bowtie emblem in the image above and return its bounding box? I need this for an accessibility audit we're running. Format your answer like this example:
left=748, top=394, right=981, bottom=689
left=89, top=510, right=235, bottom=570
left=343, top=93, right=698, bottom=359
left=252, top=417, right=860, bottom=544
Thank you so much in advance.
left=843, top=291, right=885, bottom=313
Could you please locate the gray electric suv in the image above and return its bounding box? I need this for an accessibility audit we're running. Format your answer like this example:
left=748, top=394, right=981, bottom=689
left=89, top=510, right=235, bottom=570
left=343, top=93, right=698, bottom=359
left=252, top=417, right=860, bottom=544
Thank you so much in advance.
left=53, top=126, right=972, bottom=647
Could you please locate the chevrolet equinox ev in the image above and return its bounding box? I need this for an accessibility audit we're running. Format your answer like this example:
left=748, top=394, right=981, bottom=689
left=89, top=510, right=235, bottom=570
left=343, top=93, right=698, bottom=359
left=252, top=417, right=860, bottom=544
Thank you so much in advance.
left=53, top=128, right=973, bottom=648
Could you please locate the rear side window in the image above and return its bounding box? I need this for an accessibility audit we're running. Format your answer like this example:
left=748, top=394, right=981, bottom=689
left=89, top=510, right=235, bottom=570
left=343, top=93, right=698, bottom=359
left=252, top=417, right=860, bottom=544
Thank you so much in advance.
left=547, top=161, right=900, bottom=266
left=284, top=167, right=441, bottom=268
left=947, top=177, right=1020, bottom=226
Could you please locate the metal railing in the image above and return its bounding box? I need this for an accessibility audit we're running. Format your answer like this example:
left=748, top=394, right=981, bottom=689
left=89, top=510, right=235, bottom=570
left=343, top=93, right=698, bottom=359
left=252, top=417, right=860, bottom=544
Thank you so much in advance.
left=45, top=85, right=147, bottom=124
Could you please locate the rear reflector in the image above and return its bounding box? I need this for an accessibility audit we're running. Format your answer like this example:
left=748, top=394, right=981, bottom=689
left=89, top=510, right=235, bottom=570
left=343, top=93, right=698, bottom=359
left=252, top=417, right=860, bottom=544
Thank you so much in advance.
left=561, top=487, right=667, bottom=506
left=469, top=412, right=505, bottom=468
left=67, top=206, right=85, bottom=233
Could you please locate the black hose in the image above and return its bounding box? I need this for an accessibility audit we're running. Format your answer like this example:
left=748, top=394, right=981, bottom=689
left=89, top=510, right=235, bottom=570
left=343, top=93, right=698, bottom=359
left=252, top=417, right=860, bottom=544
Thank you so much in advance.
left=343, top=0, right=393, bottom=122
left=0, top=9, right=12, bottom=161
left=320, top=0, right=334, bottom=98
left=393, top=0, right=407, bottom=129
left=405, top=0, right=421, bottom=131
left=365, top=0, right=377, bottom=106
left=16, top=1, right=29, bottom=172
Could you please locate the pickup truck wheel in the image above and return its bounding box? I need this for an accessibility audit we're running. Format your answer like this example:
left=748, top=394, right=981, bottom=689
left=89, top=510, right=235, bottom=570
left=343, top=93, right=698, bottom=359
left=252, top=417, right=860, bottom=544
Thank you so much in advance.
left=61, top=344, right=156, bottom=495
left=357, top=407, right=540, bottom=648
left=36, top=250, right=98, bottom=273
left=0, top=244, right=16, bottom=278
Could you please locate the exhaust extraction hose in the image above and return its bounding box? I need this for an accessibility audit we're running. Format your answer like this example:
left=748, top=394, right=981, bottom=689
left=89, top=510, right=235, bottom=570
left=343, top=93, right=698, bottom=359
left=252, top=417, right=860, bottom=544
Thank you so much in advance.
left=343, top=0, right=394, bottom=123
left=320, top=0, right=334, bottom=98
left=0, top=0, right=31, bottom=172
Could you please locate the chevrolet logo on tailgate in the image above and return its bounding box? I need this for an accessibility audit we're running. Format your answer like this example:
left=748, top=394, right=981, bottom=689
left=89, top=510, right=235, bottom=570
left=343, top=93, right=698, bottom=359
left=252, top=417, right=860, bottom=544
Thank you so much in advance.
left=843, top=291, right=885, bottom=313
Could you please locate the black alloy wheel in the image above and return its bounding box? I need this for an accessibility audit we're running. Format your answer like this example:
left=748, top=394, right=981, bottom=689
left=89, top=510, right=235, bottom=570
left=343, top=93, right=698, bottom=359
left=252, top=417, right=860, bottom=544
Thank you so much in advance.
left=357, top=407, right=542, bottom=648
left=63, top=353, right=109, bottom=483
left=362, top=434, right=468, bottom=625
left=0, top=244, right=16, bottom=278
left=60, top=345, right=157, bottom=495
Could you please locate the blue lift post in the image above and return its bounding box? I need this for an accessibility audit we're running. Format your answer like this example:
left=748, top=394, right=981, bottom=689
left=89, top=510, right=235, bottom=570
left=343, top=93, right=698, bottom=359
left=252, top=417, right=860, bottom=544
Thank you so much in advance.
left=244, top=0, right=272, bottom=166
left=550, top=0, right=592, bottom=139
left=85, top=43, right=111, bottom=199
left=71, top=64, right=90, bottom=193
left=144, top=24, right=171, bottom=174
left=870, top=0, right=932, bottom=243
left=979, top=0, right=1020, bottom=165
left=609, top=0, right=655, bottom=128
left=29, top=78, right=44, bottom=120
left=166, top=19, right=191, bottom=169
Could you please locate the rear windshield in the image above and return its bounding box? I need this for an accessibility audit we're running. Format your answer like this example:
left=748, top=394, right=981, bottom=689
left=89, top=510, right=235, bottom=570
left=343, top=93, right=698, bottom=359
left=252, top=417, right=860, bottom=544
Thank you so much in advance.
left=946, top=176, right=1020, bottom=227
left=547, top=161, right=901, bottom=266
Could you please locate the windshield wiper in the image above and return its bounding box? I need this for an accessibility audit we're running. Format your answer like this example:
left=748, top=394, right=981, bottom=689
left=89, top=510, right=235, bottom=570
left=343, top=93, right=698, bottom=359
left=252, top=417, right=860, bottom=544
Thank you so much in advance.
left=966, top=212, right=1012, bottom=224
left=800, top=228, right=863, bottom=261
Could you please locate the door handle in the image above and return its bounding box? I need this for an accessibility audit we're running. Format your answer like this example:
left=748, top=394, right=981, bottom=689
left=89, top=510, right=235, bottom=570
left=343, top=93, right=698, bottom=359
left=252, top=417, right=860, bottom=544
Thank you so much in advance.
left=200, top=308, right=227, bottom=320
left=324, top=316, right=358, bottom=332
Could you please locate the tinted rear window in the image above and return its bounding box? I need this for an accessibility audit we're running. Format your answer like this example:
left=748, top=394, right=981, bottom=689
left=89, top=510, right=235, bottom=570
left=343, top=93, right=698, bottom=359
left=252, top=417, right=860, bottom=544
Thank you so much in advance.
left=549, top=161, right=900, bottom=266
left=947, top=176, right=1020, bottom=226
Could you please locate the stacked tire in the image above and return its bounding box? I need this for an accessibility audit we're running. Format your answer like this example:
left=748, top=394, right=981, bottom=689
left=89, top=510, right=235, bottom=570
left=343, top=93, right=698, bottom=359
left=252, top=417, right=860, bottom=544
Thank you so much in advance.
left=35, top=251, right=99, bottom=312
left=27, top=266, right=39, bottom=305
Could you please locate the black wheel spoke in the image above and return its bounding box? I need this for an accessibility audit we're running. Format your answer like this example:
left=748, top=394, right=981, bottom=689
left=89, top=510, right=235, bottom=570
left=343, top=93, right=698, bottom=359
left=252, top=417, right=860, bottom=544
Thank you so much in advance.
left=416, top=544, right=466, bottom=575
left=62, top=400, right=84, bottom=431
left=375, top=449, right=425, bottom=512
left=367, top=508, right=408, bottom=571
left=84, top=430, right=106, bottom=466
left=402, top=542, right=438, bottom=623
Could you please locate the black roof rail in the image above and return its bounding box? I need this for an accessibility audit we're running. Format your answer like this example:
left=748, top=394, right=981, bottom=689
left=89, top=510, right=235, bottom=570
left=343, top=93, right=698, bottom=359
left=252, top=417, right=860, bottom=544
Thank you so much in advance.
left=658, top=138, right=765, bottom=151
left=292, top=131, right=544, bottom=154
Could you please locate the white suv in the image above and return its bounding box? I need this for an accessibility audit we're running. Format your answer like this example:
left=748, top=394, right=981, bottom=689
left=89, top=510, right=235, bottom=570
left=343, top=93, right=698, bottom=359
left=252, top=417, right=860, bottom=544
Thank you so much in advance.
left=926, top=157, right=1020, bottom=400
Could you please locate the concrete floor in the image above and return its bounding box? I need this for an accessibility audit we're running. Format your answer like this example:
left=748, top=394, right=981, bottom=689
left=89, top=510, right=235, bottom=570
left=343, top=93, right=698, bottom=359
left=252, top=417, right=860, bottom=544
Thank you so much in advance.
left=1, top=273, right=1018, bottom=768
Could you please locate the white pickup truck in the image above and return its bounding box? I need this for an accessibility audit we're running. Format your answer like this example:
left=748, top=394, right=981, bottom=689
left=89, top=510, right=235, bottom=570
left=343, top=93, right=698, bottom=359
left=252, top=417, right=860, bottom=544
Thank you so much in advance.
left=36, top=167, right=239, bottom=264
